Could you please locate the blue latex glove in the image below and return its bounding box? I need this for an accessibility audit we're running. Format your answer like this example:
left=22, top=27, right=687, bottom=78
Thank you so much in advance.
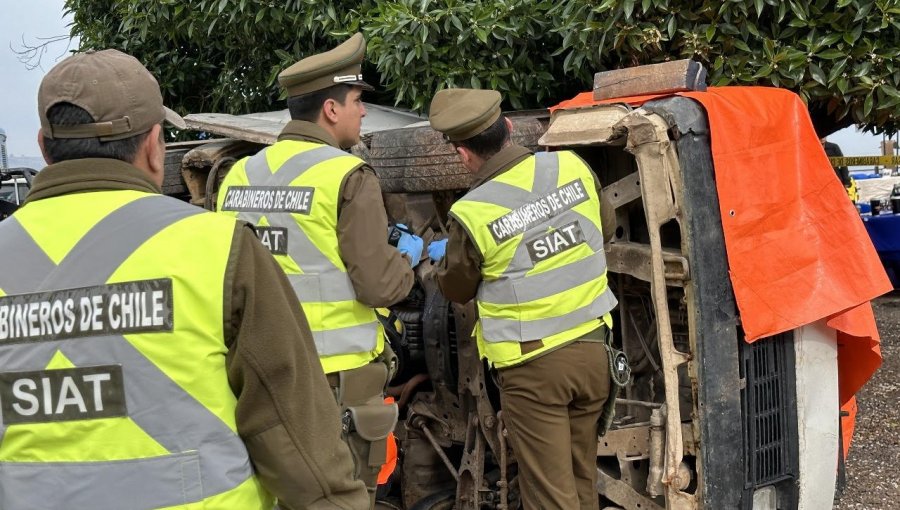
left=392, top=224, right=423, bottom=267
left=428, top=238, right=448, bottom=262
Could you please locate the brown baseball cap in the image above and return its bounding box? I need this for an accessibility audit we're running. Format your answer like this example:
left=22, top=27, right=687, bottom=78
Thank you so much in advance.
left=428, top=88, right=502, bottom=142
left=278, top=33, right=375, bottom=97
left=38, top=49, right=186, bottom=141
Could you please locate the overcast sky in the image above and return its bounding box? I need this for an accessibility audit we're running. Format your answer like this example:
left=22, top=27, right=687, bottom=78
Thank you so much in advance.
left=0, top=0, right=76, bottom=158
left=0, top=1, right=892, bottom=160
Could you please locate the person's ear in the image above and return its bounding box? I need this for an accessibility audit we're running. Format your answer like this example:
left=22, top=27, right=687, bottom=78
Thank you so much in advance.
left=37, top=129, right=53, bottom=165
left=455, top=145, right=469, bottom=164
left=140, top=124, right=165, bottom=186
left=456, top=145, right=478, bottom=172
left=322, top=98, right=339, bottom=124
left=505, top=117, right=513, bottom=132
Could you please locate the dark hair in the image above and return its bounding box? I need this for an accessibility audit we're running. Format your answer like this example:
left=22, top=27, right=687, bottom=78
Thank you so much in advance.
left=286, top=84, right=353, bottom=122
left=42, top=103, right=153, bottom=164
left=456, top=116, right=510, bottom=160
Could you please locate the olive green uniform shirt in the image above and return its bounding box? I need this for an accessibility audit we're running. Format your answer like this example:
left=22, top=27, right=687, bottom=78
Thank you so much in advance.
left=437, top=144, right=616, bottom=307
left=277, top=120, right=414, bottom=307
left=25, top=159, right=369, bottom=510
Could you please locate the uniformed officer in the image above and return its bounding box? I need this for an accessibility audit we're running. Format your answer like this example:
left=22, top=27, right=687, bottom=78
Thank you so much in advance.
left=427, top=88, right=618, bottom=510
left=216, top=33, right=419, bottom=508
left=0, top=49, right=368, bottom=510
left=820, top=137, right=858, bottom=202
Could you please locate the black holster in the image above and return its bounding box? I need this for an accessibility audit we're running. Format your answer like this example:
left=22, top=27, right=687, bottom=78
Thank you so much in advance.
left=599, top=330, right=631, bottom=437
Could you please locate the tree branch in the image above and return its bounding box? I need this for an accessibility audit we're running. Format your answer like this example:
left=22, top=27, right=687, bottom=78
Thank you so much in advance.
left=11, top=34, right=74, bottom=71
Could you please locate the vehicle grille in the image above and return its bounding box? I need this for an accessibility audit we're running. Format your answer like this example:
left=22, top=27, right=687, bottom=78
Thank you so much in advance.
left=741, top=332, right=798, bottom=488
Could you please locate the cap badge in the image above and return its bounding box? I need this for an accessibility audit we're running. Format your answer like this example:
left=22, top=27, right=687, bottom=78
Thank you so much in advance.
left=333, top=74, right=364, bottom=83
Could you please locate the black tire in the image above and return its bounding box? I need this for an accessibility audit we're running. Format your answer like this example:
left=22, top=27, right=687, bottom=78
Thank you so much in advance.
left=367, top=115, right=548, bottom=193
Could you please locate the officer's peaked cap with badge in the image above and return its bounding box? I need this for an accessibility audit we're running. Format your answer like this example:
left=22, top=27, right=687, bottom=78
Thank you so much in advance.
left=428, top=88, right=502, bottom=142
left=278, top=33, right=375, bottom=97
left=38, top=49, right=186, bottom=142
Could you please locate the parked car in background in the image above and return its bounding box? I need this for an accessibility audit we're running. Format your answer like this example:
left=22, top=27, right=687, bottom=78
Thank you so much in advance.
left=0, top=168, right=37, bottom=221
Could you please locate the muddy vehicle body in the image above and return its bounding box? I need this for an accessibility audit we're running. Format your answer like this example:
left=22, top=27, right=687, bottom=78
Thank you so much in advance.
left=167, top=95, right=842, bottom=510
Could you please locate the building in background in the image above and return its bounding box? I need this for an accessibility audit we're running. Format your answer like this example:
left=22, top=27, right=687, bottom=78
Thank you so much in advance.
left=0, top=128, right=8, bottom=170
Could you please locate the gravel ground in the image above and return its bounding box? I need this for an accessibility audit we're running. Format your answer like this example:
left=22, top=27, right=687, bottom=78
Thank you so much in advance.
left=835, top=291, right=900, bottom=509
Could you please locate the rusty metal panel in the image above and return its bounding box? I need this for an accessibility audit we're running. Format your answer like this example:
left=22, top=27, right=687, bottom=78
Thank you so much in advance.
left=606, top=242, right=689, bottom=286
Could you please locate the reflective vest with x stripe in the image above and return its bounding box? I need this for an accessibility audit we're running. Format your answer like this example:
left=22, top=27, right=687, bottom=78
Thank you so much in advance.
left=217, top=140, right=383, bottom=374
left=0, top=189, right=272, bottom=510
left=449, top=151, right=617, bottom=368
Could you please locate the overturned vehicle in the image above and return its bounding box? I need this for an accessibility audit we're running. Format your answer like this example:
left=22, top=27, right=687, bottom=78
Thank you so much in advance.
left=165, top=78, right=882, bottom=510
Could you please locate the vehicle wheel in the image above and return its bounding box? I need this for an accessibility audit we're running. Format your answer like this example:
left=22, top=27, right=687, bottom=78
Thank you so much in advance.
left=367, top=114, right=548, bottom=193
left=408, top=489, right=455, bottom=510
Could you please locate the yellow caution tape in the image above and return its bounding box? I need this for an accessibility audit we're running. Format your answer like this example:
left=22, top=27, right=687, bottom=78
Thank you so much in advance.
left=829, top=155, right=900, bottom=167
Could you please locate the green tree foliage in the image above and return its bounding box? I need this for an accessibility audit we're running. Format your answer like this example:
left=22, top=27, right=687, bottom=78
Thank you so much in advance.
left=65, top=0, right=900, bottom=134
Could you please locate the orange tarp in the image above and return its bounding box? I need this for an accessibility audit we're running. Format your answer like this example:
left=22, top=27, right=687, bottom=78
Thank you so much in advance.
left=841, top=397, right=857, bottom=459
left=552, top=87, right=891, bottom=404
left=378, top=396, right=398, bottom=485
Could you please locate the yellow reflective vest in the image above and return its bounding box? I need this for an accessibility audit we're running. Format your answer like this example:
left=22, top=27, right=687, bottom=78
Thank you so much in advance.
left=847, top=177, right=859, bottom=203
left=217, top=140, right=383, bottom=374
left=449, top=151, right=617, bottom=368
left=0, top=189, right=273, bottom=509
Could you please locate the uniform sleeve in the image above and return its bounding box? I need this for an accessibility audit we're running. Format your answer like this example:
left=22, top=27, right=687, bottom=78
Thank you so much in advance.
left=436, top=218, right=483, bottom=303
left=337, top=167, right=415, bottom=306
left=224, top=224, right=369, bottom=510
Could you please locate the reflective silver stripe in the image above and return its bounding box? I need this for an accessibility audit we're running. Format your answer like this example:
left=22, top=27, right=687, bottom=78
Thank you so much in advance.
left=0, top=451, right=202, bottom=510
left=0, top=195, right=254, bottom=506
left=287, top=273, right=357, bottom=303
left=312, top=321, right=380, bottom=357
left=463, top=179, right=534, bottom=210
left=243, top=205, right=361, bottom=302
left=243, top=209, right=337, bottom=275
left=63, top=336, right=251, bottom=487
left=481, top=289, right=618, bottom=342
left=0, top=197, right=201, bottom=293
left=0, top=218, right=56, bottom=295
left=532, top=152, right=560, bottom=196
left=44, top=196, right=203, bottom=290
left=244, top=144, right=348, bottom=186
left=478, top=251, right=609, bottom=305
left=242, top=148, right=272, bottom=184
